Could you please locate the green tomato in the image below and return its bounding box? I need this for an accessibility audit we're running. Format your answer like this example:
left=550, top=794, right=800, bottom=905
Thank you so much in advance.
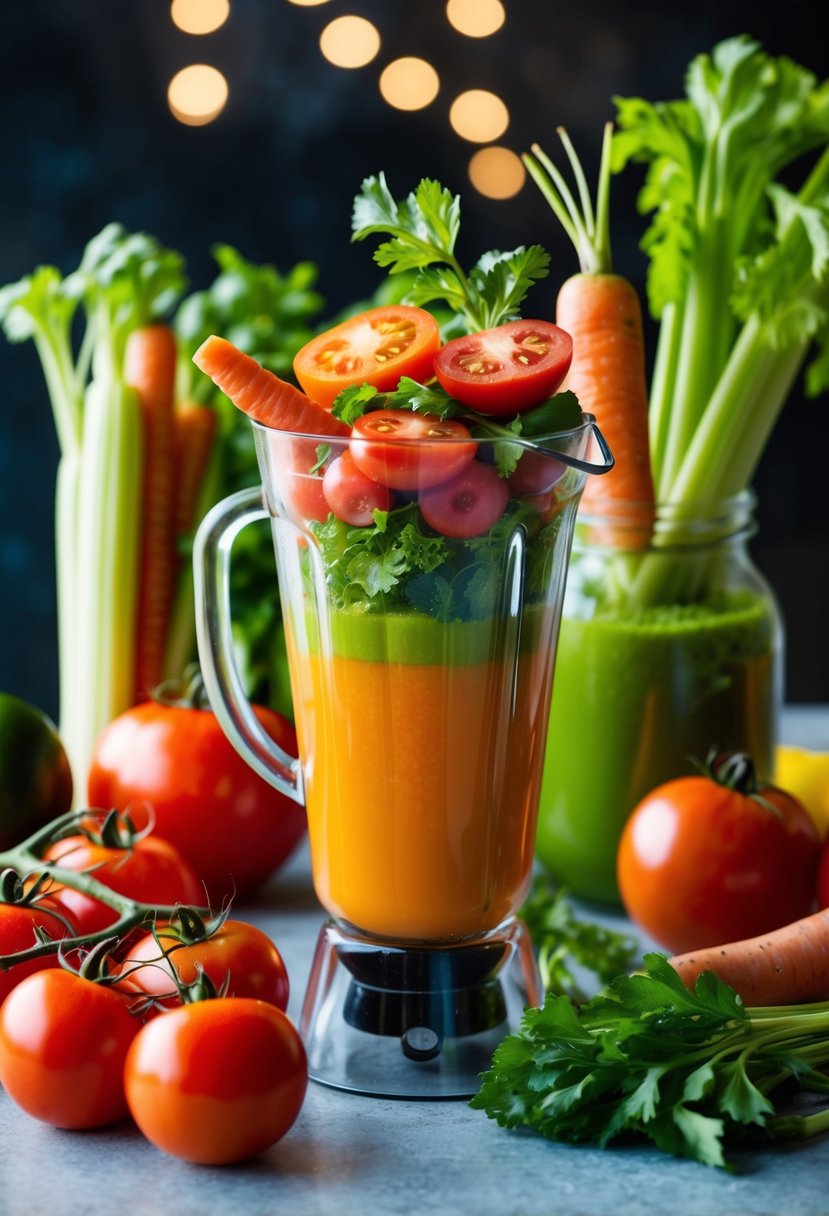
left=0, top=693, right=73, bottom=849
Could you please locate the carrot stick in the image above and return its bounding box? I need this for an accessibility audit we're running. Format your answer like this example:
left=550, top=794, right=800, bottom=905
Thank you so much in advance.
left=193, top=336, right=350, bottom=437
left=669, top=907, right=829, bottom=1006
left=173, top=400, right=217, bottom=537
left=524, top=124, right=655, bottom=537
left=124, top=324, right=178, bottom=702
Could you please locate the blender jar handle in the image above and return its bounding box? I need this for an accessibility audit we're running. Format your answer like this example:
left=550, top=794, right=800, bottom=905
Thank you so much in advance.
left=193, top=486, right=304, bottom=805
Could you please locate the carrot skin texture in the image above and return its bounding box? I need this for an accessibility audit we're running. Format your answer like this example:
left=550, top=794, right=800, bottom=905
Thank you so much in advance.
left=124, top=325, right=178, bottom=703
left=193, top=336, right=350, bottom=437
left=173, top=400, right=217, bottom=537
left=556, top=273, right=654, bottom=522
left=669, top=907, right=829, bottom=1006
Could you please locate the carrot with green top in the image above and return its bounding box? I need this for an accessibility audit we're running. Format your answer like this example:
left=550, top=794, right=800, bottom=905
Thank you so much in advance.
left=124, top=324, right=178, bottom=702
left=523, top=123, right=655, bottom=531
left=193, top=336, right=350, bottom=437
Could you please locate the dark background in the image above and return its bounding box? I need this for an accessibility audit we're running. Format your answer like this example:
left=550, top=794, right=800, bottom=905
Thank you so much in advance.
left=1, top=0, right=827, bottom=720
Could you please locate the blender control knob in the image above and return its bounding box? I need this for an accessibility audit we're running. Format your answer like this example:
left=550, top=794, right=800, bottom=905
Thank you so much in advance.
left=401, top=1026, right=441, bottom=1062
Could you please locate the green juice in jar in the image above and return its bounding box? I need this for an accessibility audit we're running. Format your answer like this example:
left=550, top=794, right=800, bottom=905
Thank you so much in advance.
left=535, top=591, right=778, bottom=905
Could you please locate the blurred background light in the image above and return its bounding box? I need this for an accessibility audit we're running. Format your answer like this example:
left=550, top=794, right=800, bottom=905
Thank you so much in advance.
left=446, top=0, right=505, bottom=38
left=167, top=64, right=229, bottom=125
left=170, top=0, right=230, bottom=35
left=319, top=15, right=381, bottom=68
left=468, top=146, right=525, bottom=198
left=449, top=89, right=509, bottom=142
left=285, top=0, right=332, bottom=5
left=379, top=57, right=440, bottom=111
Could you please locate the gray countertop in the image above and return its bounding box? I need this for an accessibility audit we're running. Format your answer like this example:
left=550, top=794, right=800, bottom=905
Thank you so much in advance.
left=1, top=705, right=827, bottom=1216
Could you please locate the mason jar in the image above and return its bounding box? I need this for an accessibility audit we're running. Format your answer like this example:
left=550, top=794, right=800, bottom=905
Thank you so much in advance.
left=535, top=491, right=784, bottom=905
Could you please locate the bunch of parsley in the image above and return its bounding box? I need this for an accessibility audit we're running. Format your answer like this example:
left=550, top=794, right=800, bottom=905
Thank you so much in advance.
left=471, top=953, right=829, bottom=1169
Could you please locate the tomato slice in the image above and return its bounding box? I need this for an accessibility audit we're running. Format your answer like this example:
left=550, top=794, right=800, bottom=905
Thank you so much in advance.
left=419, top=460, right=509, bottom=538
left=433, top=320, right=573, bottom=416
left=293, top=305, right=441, bottom=409
left=350, top=410, right=477, bottom=491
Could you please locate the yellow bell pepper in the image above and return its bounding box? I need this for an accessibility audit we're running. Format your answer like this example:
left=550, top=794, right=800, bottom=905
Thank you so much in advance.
left=775, top=745, right=829, bottom=839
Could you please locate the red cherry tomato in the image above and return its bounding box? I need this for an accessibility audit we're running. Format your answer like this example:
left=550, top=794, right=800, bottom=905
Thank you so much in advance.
left=121, top=918, right=290, bottom=1012
left=350, top=409, right=476, bottom=491
left=617, top=752, right=821, bottom=954
left=419, top=459, right=509, bottom=538
left=294, top=305, right=440, bottom=409
left=0, top=970, right=139, bottom=1128
left=0, top=895, right=78, bottom=1003
left=43, top=830, right=205, bottom=934
left=322, top=450, right=394, bottom=526
left=123, top=998, right=308, bottom=1164
left=87, top=699, right=307, bottom=903
left=433, top=320, right=573, bottom=416
left=816, top=838, right=829, bottom=908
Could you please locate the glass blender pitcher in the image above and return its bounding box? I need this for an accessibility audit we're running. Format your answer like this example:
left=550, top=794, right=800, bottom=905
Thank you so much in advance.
left=193, top=416, right=611, bottom=1098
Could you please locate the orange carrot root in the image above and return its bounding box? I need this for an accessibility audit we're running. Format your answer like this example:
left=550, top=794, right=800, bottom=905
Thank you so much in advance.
left=125, top=324, right=178, bottom=703
left=193, top=336, right=350, bottom=438
left=669, top=907, right=829, bottom=1006
left=173, top=400, right=217, bottom=538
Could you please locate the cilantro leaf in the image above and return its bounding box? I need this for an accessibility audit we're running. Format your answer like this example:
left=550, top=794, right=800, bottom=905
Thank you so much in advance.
left=331, top=382, right=381, bottom=424
left=467, top=246, right=552, bottom=329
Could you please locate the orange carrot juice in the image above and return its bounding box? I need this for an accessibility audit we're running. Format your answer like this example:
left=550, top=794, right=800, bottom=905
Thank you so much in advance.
left=285, top=605, right=556, bottom=943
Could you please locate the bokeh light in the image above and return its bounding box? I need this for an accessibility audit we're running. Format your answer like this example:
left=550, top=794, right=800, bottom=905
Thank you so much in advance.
left=319, top=16, right=381, bottom=68
left=170, top=0, right=230, bottom=35
left=285, top=0, right=332, bottom=5
left=379, top=58, right=440, bottom=111
left=449, top=90, right=509, bottom=142
left=167, top=64, right=229, bottom=126
left=446, top=0, right=505, bottom=38
left=468, top=147, right=526, bottom=199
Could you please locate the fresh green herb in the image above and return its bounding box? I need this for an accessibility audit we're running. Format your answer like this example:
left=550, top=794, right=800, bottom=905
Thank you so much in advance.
left=0, top=225, right=186, bottom=792
left=610, top=35, right=829, bottom=506
left=519, top=874, right=639, bottom=1002
left=351, top=172, right=551, bottom=332
left=471, top=952, right=829, bottom=1169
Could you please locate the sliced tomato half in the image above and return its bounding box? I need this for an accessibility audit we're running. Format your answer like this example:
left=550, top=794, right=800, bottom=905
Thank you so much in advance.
left=294, top=305, right=441, bottom=409
left=433, top=320, right=573, bottom=416
left=350, top=409, right=476, bottom=491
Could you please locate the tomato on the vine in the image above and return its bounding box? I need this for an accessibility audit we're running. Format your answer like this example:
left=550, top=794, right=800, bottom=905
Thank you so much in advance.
left=43, top=827, right=204, bottom=935
left=419, top=459, right=509, bottom=538
left=0, top=969, right=139, bottom=1128
left=294, top=305, right=440, bottom=409
left=616, top=751, right=821, bottom=954
left=433, top=319, right=573, bottom=415
left=123, top=997, right=308, bottom=1164
left=87, top=683, right=307, bottom=903
left=0, top=889, right=78, bottom=1003
left=323, top=450, right=393, bottom=525
left=121, top=916, right=290, bottom=1012
left=350, top=409, right=476, bottom=491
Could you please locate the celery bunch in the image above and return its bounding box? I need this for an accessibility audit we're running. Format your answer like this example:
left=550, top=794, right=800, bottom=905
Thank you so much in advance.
left=0, top=226, right=185, bottom=794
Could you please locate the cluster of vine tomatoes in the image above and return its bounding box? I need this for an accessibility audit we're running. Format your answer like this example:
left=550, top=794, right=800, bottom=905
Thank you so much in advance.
left=0, top=813, right=307, bottom=1165
left=290, top=304, right=575, bottom=536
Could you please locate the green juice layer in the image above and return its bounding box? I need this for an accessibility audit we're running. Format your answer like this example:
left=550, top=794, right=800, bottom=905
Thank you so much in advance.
left=535, top=592, right=778, bottom=905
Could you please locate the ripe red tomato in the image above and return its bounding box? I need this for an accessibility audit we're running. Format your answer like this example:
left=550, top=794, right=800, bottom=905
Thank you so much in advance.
left=433, top=320, right=573, bottom=415
left=121, top=918, right=290, bottom=1012
left=123, top=998, right=308, bottom=1164
left=294, top=304, right=440, bottom=409
left=617, top=752, right=821, bottom=954
left=350, top=409, right=476, bottom=490
left=322, top=450, right=394, bottom=525
left=43, top=830, right=205, bottom=934
left=87, top=700, right=307, bottom=903
left=419, top=459, right=509, bottom=538
left=0, top=969, right=139, bottom=1128
left=0, top=895, right=78, bottom=1003
left=815, top=838, right=829, bottom=908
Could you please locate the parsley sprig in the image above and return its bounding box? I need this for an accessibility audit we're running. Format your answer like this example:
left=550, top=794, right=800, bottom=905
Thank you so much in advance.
left=351, top=172, right=551, bottom=332
left=471, top=953, right=829, bottom=1169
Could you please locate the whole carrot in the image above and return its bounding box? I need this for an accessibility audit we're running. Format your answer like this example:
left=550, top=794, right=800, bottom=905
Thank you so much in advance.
left=524, top=123, right=655, bottom=534
left=670, top=907, right=829, bottom=1006
left=124, top=324, right=178, bottom=702
left=193, top=336, right=350, bottom=438
left=173, top=400, right=217, bottom=539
